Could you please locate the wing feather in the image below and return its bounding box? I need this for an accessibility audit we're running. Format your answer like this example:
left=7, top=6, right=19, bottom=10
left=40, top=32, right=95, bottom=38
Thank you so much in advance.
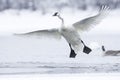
left=14, top=29, right=61, bottom=39
left=73, top=5, right=109, bottom=32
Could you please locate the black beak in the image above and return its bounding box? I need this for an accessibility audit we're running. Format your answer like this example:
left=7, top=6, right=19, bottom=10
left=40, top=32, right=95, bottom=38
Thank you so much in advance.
left=53, top=12, right=58, bottom=16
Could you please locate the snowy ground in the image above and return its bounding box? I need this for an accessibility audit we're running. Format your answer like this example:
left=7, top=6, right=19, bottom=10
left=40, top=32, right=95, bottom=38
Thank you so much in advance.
left=0, top=10, right=120, bottom=74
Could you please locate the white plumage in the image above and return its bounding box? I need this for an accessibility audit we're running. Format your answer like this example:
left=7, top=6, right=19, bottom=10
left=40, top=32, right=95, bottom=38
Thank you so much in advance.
left=15, top=6, right=109, bottom=58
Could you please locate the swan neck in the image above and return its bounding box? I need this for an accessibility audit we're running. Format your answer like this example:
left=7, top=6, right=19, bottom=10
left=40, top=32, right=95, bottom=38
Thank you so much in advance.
left=102, top=46, right=106, bottom=52
left=58, top=15, right=64, bottom=27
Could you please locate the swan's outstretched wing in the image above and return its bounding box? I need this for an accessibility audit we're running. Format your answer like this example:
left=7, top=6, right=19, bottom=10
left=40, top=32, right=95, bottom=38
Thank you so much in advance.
left=73, top=6, right=109, bottom=31
left=15, top=29, right=61, bottom=39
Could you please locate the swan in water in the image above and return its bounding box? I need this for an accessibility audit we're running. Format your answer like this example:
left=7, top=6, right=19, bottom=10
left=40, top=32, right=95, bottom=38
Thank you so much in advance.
left=15, top=6, right=109, bottom=58
left=102, top=46, right=120, bottom=56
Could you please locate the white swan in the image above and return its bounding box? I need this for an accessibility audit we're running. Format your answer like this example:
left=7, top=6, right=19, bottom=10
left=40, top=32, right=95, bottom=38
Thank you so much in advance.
left=15, top=6, right=109, bottom=58
left=102, top=46, right=120, bottom=56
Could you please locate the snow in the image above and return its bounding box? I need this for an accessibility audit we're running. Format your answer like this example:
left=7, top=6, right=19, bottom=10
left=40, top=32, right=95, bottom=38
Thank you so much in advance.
left=0, top=73, right=120, bottom=80
left=0, top=10, right=120, bottom=74
left=0, top=10, right=120, bottom=35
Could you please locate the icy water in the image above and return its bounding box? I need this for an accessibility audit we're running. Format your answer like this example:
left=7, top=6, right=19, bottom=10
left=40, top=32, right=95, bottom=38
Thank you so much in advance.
left=0, top=35, right=120, bottom=74
left=0, top=61, right=120, bottom=74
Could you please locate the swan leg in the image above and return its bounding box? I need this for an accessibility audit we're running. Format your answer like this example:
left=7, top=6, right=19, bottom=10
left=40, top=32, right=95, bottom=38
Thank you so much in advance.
left=69, top=44, right=77, bottom=58
left=83, top=45, right=92, bottom=54
left=81, top=40, right=92, bottom=54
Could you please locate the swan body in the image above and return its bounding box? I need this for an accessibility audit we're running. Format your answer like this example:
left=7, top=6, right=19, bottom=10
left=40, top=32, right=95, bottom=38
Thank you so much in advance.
left=60, top=27, right=82, bottom=48
left=15, top=6, right=109, bottom=58
left=102, top=46, right=120, bottom=56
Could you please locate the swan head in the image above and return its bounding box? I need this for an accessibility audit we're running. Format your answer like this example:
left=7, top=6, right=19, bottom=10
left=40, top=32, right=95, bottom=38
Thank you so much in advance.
left=53, top=12, right=59, bottom=16
left=102, top=45, right=106, bottom=52
left=53, top=12, right=64, bottom=25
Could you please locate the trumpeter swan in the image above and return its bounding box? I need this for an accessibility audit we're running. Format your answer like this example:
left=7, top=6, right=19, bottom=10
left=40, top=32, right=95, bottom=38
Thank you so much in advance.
left=102, top=46, right=120, bottom=56
left=15, top=6, right=109, bottom=58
